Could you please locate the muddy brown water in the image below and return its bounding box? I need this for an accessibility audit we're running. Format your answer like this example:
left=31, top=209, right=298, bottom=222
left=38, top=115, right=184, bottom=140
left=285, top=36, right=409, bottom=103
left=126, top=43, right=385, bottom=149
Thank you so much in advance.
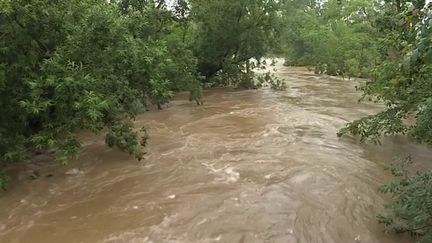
left=1, top=65, right=431, bottom=243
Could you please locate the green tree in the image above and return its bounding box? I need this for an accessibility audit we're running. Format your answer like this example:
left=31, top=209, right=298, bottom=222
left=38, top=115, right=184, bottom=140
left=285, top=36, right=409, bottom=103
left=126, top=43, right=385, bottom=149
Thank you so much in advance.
left=1, top=0, right=281, bottom=188
left=190, top=0, right=281, bottom=87
left=0, top=0, right=200, bottom=187
left=281, top=0, right=378, bottom=78
left=339, top=1, right=432, bottom=241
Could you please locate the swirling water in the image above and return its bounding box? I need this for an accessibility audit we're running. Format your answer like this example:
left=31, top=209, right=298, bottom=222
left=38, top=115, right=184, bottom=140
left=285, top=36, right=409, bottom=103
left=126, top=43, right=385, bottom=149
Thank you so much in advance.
left=1, top=64, right=430, bottom=243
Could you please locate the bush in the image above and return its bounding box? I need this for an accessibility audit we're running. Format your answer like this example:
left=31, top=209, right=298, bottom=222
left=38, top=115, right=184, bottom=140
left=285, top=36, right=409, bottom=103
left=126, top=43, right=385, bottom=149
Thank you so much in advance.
left=378, top=155, right=432, bottom=243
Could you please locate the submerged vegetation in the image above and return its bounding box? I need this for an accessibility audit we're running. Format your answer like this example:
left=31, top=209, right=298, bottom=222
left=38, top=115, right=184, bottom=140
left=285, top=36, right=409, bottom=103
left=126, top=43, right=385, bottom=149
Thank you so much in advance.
left=328, top=0, right=432, bottom=241
left=280, top=0, right=432, bottom=242
left=0, top=0, right=280, bottom=185
left=1, top=0, right=432, bottom=241
left=281, top=0, right=432, bottom=241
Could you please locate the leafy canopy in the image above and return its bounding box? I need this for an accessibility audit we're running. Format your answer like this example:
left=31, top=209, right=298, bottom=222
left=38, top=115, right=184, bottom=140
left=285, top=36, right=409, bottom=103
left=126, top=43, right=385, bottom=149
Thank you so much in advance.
left=0, top=0, right=281, bottom=188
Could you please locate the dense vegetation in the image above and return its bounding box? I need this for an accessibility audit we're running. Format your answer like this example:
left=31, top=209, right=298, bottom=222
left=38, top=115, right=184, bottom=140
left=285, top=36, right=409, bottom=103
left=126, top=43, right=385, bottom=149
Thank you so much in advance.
left=281, top=0, right=431, bottom=241
left=1, top=0, right=431, bottom=241
left=327, top=0, right=431, bottom=241
left=0, top=0, right=280, bottom=188
left=281, top=0, right=379, bottom=77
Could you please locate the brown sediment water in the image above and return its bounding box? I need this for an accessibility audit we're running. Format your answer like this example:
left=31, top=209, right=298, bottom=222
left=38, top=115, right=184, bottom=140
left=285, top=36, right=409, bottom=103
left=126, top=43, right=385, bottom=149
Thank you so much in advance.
left=1, top=63, right=430, bottom=243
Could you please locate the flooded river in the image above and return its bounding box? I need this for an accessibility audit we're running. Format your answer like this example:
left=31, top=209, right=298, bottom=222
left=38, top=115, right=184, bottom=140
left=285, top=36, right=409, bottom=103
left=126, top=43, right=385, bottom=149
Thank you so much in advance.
left=1, top=64, right=431, bottom=243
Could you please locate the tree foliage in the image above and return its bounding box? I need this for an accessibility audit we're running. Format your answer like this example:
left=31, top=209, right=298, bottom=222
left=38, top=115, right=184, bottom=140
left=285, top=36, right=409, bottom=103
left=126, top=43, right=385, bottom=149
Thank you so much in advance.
left=0, top=0, right=280, bottom=188
left=0, top=0, right=191, bottom=167
left=281, top=0, right=379, bottom=77
left=190, top=0, right=281, bottom=87
left=377, top=156, right=432, bottom=242
left=0, top=0, right=197, bottom=183
left=336, top=0, right=432, bottom=241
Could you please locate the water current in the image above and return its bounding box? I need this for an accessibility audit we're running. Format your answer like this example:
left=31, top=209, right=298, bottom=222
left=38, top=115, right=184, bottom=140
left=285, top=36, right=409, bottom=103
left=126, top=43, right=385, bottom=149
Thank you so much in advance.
left=1, top=63, right=431, bottom=243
